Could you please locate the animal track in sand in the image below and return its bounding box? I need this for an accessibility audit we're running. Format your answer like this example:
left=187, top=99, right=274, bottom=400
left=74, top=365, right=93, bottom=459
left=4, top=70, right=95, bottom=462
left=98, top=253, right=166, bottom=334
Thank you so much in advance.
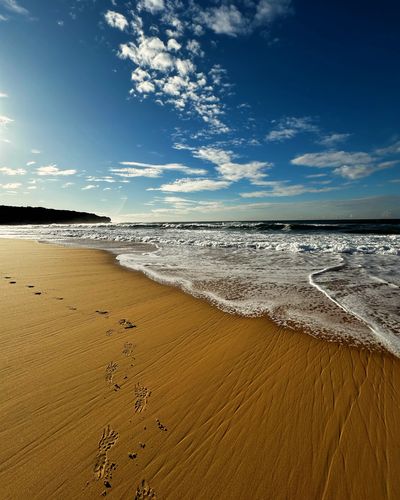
left=96, top=310, right=109, bottom=315
left=54, top=297, right=63, bottom=300
left=134, top=384, right=151, bottom=413
left=134, top=479, right=156, bottom=499
left=9, top=281, right=16, bottom=284
left=26, top=285, right=34, bottom=288
left=122, top=342, right=135, bottom=357
left=34, top=292, right=42, bottom=295
left=105, top=361, right=118, bottom=384
left=68, top=305, right=77, bottom=311
left=93, top=425, right=119, bottom=480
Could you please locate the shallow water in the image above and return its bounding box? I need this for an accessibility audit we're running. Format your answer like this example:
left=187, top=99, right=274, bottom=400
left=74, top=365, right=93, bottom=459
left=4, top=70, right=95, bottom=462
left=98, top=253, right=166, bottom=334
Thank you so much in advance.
left=1, top=220, right=399, bottom=356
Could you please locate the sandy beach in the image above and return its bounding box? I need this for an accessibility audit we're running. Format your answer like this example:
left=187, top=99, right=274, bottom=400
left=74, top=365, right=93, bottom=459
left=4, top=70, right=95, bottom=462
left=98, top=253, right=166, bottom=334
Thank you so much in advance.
left=0, top=238, right=399, bottom=499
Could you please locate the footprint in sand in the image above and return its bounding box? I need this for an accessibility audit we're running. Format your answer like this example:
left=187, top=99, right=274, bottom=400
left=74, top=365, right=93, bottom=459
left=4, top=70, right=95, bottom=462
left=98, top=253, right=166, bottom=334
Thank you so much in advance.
left=9, top=281, right=16, bottom=284
left=122, top=342, right=135, bottom=357
left=68, top=305, right=77, bottom=311
left=106, top=329, right=114, bottom=337
left=119, top=319, right=136, bottom=329
left=93, top=425, right=119, bottom=481
left=34, top=292, right=42, bottom=295
left=134, top=384, right=151, bottom=413
left=105, top=361, right=118, bottom=384
left=26, top=285, right=34, bottom=288
left=54, top=297, right=64, bottom=300
left=4, top=276, right=12, bottom=279
left=156, top=419, right=167, bottom=432
left=96, top=310, right=109, bottom=315
left=134, top=479, right=156, bottom=499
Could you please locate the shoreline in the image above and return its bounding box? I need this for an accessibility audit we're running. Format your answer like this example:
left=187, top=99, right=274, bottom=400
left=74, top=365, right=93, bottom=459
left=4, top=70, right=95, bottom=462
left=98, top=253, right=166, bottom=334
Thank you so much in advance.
left=1, top=239, right=399, bottom=499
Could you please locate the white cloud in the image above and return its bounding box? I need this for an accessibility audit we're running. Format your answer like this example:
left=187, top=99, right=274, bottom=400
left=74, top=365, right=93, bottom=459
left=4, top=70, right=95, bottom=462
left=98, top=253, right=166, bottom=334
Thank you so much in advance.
left=217, top=161, right=272, bottom=183
left=292, top=150, right=397, bottom=180
left=0, top=92, right=8, bottom=98
left=26, top=161, right=36, bottom=166
left=175, top=58, right=195, bottom=76
left=306, top=173, right=327, bottom=178
left=266, top=116, right=318, bottom=142
left=319, top=133, right=351, bottom=147
left=82, top=184, right=98, bottom=190
left=193, top=146, right=233, bottom=164
left=333, top=161, right=397, bottom=180
left=0, top=0, right=29, bottom=16
left=86, top=176, right=118, bottom=183
left=162, top=75, right=186, bottom=96
left=112, top=161, right=207, bottom=177
left=117, top=194, right=400, bottom=222
left=376, top=140, right=400, bottom=156
left=136, top=80, right=155, bottom=93
left=266, top=128, right=297, bottom=142
left=198, top=1, right=291, bottom=36
left=119, top=37, right=175, bottom=72
left=149, top=196, right=225, bottom=215
left=199, top=5, right=247, bottom=37
left=291, top=150, right=374, bottom=168
left=105, top=1, right=290, bottom=134
left=148, top=177, right=231, bottom=192
left=31, top=149, right=41, bottom=154
left=167, top=38, right=181, bottom=51
left=104, top=10, right=128, bottom=31
left=36, top=164, right=77, bottom=176
left=0, top=182, right=22, bottom=189
left=190, top=146, right=272, bottom=184
left=131, top=68, right=151, bottom=82
left=62, top=182, right=74, bottom=188
left=187, top=39, right=203, bottom=57
left=240, top=181, right=337, bottom=198
left=0, top=14, right=7, bottom=21
left=254, top=0, right=292, bottom=25
left=115, top=14, right=228, bottom=132
left=0, top=167, right=26, bottom=175
left=0, top=115, right=13, bottom=126
left=139, top=0, right=165, bottom=14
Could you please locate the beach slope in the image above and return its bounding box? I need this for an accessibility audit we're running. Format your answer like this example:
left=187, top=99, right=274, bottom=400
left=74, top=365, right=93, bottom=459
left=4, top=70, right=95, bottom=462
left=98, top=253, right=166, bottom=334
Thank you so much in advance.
left=0, top=239, right=399, bottom=499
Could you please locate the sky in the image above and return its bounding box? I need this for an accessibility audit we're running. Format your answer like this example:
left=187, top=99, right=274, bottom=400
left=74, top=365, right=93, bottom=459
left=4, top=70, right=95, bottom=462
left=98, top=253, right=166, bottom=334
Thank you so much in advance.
left=0, top=0, right=399, bottom=222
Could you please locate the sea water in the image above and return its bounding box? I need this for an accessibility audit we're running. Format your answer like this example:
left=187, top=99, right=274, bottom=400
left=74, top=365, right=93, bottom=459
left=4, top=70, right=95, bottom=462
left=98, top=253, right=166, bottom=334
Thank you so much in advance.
left=1, top=220, right=399, bottom=356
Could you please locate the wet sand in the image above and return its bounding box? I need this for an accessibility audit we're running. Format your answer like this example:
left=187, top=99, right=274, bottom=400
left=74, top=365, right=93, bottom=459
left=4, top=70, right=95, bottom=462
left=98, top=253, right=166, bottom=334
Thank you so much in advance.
left=0, top=239, right=399, bottom=499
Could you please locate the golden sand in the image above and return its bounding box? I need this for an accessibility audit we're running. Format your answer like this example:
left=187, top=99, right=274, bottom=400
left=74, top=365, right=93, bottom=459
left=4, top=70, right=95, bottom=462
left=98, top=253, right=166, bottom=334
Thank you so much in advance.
left=0, top=239, right=399, bottom=499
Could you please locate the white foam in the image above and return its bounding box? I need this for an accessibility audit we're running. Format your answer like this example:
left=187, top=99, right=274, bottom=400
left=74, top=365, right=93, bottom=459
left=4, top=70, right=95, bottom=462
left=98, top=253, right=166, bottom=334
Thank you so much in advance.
left=1, top=222, right=399, bottom=355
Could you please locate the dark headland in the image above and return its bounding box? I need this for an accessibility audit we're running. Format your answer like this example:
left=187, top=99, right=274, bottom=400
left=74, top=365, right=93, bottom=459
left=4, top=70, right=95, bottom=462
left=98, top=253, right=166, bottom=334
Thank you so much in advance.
left=0, top=205, right=111, bottom=224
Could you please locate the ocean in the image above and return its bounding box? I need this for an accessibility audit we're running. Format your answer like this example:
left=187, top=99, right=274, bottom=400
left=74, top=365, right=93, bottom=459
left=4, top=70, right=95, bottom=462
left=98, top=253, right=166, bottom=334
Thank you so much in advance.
left=1, top=219, right=399, bottom=356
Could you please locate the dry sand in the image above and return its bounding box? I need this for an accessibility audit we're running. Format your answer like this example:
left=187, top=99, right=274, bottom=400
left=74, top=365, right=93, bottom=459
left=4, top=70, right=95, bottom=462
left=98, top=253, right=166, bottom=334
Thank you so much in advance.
left=0, top=239, right=399, bottom=499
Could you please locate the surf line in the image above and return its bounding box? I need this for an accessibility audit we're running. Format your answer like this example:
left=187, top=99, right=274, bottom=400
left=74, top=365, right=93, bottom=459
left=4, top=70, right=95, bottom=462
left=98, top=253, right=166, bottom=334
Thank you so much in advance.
left=308, top=259, right=398, bottom=357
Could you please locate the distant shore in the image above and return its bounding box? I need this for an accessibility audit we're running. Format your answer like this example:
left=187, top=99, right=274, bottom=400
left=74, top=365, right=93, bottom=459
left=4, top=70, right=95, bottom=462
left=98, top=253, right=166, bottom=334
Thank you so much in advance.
left=0, top=204, right=111, bottom=224
left=0, top=239, right=399, bottom=499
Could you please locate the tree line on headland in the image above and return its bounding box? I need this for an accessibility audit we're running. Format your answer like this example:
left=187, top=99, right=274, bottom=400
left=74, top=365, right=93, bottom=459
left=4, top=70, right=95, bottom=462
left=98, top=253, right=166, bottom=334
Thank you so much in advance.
left=0, top=205, right=111, bottom=224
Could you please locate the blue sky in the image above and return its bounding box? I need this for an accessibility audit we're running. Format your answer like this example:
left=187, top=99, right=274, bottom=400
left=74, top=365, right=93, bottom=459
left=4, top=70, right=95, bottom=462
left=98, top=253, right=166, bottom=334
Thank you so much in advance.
left=0, top=0, right=399, bottom=221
